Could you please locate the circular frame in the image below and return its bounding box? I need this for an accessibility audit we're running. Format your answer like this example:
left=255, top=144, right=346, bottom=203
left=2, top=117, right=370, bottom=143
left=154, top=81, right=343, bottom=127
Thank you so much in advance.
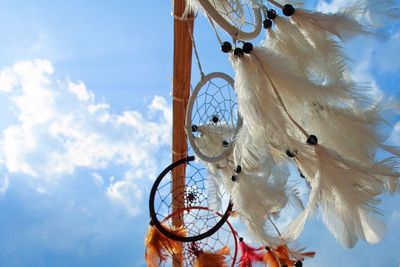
left=198, top=0, right=262, bottom=40
left=186, top=72, right=242, bottom=163
left=149, top=156, right=233, bottom=242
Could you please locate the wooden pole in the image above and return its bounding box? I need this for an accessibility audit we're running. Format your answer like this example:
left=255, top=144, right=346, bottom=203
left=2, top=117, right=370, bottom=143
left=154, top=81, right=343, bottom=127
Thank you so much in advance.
left=172, top=0, right=194, bottom=266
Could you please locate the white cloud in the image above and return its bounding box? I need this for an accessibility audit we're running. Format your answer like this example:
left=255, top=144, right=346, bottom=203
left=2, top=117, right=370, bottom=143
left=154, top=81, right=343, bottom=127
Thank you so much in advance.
left=107, top=179, right=143, bottom=216
left=0, top=59, right=172, bottom=214
left=68, top=80, right=94, bottom=102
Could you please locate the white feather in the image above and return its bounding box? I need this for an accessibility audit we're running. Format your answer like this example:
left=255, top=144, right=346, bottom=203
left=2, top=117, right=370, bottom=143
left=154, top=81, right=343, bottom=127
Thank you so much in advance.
left=285, top=144, right=399, bottom=247
left=348, top=0, right=400, bottom=27
left=282, top=171, right=320, bottom=242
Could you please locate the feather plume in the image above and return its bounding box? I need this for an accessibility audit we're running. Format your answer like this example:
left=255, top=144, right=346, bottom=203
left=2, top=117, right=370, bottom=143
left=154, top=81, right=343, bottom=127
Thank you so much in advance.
left=238, top=239, right=265, bottom=267
left=194, top=246, right=230, bottom=267
left=264, top=245, right=315, bottom=267
left=284, top=143, right=399, bottom=247
left=193, top=123, right=238, bottom=207
left=144, top=224, right=185, bottom=266
left=231, top=47, right=354, bottom=162
left=264, top=16, right=348, bottom=85
left=263, top=251, right=279, bottom=267
left=346, top=0, right=400, bottom=27
left=291, top=7, right=366, bottom=42
left=231, top=45, right=400, bottom=247
left=195, top=124, right=236, bottom=159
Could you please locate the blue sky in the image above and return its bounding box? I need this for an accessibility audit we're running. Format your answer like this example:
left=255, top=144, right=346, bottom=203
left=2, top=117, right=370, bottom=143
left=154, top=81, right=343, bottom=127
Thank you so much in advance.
left=0, top=1, right=400, bottom=267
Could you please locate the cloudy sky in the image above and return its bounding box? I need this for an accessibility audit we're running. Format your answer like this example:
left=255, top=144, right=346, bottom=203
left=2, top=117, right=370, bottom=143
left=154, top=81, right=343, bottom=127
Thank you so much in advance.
left=0, top=0, right=399, bottom=267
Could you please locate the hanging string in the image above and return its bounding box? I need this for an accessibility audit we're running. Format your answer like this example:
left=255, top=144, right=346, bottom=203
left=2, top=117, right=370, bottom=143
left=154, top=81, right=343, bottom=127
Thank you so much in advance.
left=187, top=20, right=206, bottom=78
left=207, top=14, right=224, bottom=45
left=268, top=0, right=284, bottom=9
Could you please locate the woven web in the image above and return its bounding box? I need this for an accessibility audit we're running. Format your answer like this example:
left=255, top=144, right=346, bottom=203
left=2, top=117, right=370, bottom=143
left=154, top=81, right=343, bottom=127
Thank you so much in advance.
left=191, top=76, right=239, bottom=159
left=160, top=208, right=237, bottom=267
left=209, top=0, right=257, bottom=33
left=154, top=159, right=230, bottom=238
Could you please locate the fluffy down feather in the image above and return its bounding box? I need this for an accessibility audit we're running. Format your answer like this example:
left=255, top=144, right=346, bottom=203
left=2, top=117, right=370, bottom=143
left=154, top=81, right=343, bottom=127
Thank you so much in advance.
left=194, top=124, right=236, bottom=159
left=144, top=225, right=185, bottom=266
left=193, top=122, right=297, bottom=246
left=264, top=16, right=347, bottom=85
left=194, top=246, right=230, bottom=267
left=284, top=144, right=399, bottom=247
left=238, top=239, right=265, bottom=267
left=263, top=245, right=315, bottom=266
left=232, top=44, right=400, bottom=247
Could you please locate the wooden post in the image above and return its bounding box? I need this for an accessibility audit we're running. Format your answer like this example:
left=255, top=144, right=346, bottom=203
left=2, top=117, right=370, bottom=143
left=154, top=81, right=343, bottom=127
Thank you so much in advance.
left=172, top=0, right=194, bottom=266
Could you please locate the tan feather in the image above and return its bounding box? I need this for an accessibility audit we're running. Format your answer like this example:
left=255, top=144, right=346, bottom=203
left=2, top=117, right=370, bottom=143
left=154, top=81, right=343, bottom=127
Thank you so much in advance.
left=194, top=246, right=230, bottom=267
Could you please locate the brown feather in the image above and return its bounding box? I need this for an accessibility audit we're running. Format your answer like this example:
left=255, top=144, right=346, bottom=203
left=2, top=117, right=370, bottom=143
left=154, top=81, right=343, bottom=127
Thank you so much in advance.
left=263, top=251, right=279, bottom=267
left=194, top=246, right=230, bottom=267
left=144, top=224, right=185, bottom=267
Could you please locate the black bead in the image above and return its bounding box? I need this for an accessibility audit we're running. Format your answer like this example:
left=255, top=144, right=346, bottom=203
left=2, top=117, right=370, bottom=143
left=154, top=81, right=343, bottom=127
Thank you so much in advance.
left=234, top=165, right=242, bottom=173
left=306, top=135, right=318, bottom=145
left=265, top=246, right=270, bottom=251
left=282, top=4, right=295, bottom=16
left=286, top=149, right=298, bottom=158
left=263, top=19, right=273, bottom=29
left=267, top=9, right=277, bottom=20
left=221, top=41, right=232, bottom=53
left=234, top=47, right=244, bottom=58
left=149, top=220, right=154, bottom=226
left=222, top=140, right=229, bottom=147
left=242, top=42, right=254, bottom=54
left=211, top=115, right=219, bottom=123
left=300, top=171, right=305, bottom=179
left=191, top=124, right=198, bottom=132
left=231, top=175, right=237, bottom=182
left=295, top=261, right=303, bottom=267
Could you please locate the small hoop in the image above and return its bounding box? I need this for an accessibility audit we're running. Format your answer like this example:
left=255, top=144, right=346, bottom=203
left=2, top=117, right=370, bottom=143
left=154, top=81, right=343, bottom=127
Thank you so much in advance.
left=186, top=72, right=242, bottom=163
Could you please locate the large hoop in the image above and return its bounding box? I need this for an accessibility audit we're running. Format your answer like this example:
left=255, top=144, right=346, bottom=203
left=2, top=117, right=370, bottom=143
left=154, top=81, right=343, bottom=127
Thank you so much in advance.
left=197, top=0, right=262, bottom=40
left=186, top=72, right=242, bottom=163
left=149, top=156, right=233, bottom=242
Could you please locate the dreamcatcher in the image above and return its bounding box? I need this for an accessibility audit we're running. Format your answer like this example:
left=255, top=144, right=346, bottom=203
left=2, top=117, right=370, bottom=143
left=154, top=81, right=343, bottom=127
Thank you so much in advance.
left=186, top=72, right=242, bottom=163
left=147, top=0, right=400, bottom=266
left=182, top=0, right=400, bottom=249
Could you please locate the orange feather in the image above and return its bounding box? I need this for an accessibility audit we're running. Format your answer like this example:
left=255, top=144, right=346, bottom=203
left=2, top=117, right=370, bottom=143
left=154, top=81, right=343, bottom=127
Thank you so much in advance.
left=144, top=224, right=185, bottom=267
left=275, top=245, right=296, bottom=266
left=263, top=251, right=279, bottom=267
left=194, top=246, right=230, bottom=267
left=264, top=245, right=316, bottom=267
